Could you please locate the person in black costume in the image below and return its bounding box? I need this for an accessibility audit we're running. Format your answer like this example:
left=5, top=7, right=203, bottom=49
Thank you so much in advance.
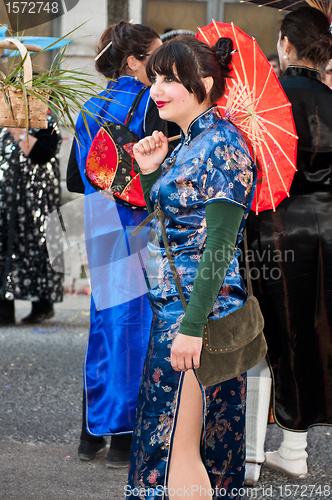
left=246, top=6, right=332, bottom=481
left=0, top=116, right=62, bottom=325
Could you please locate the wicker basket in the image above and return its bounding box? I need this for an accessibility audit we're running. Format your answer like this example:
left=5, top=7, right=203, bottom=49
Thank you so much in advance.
left=0, top=38, right=50, bottom=129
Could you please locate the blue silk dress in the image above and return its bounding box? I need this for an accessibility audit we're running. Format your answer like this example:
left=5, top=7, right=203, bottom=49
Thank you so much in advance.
left=75, top=76, right=154, bottom=436
left=127, top=107, right=256, bottom=499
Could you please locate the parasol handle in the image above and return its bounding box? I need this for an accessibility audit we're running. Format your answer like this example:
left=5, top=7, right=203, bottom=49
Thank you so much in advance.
left=168, top=134, right=181, bottom=142
left=0, top=39, right=41, bottom=86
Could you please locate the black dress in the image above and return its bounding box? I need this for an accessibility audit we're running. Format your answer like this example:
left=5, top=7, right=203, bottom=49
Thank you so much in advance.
left=248, top=66, right=332, bottom=431
left=0, top=115, right=63, bottom=303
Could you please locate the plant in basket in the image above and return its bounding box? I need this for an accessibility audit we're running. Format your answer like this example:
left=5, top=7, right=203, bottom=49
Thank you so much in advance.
left=0, top=26, right=115, bottom=135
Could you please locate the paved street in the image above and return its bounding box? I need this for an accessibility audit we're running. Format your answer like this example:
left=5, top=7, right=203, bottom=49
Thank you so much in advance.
left=0, top=295, right=331, bottom=500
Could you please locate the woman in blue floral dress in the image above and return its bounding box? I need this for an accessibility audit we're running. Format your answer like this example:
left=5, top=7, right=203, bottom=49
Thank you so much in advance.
left=126, top=36, right=257, bottom=499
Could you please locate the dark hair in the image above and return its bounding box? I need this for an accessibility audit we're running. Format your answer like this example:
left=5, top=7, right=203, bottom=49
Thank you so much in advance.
left=280, top=7, right=332, bottom=65
left=160, top=29, right=196, bottom=42
left=95, top=20, right=160, bottom=79
left=146, top=35, right=233, bottom=105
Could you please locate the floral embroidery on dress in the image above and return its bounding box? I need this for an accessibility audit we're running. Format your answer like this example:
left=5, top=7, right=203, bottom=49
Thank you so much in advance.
left=152, top=368, right=163, bottom=387
left=127, top=107, right=255, bottom=500
left=235, top=170, right=254, bottom=196
left=147, top=469, right=160, bottom=484
left=207, top=158, right=213, bottom=171
left=166, top=205, right=179, bottom=214
left=201, top=173, right=208, bottom=190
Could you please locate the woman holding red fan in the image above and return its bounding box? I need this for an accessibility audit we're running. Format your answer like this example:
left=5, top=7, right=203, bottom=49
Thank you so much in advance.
left=67, top=20, right=166, bottom=469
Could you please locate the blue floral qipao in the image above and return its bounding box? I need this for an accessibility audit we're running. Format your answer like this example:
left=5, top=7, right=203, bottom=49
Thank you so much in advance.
left=127, top=108, right=256, bottom=499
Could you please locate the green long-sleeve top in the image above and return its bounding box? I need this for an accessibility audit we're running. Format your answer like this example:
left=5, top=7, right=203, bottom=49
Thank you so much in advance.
left=140, top=168, right=245, bottom=338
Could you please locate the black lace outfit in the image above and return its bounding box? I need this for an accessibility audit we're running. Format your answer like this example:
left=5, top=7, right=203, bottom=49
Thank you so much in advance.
left=0, top=115, right=63, bottom=303
left=248, top=66, right=332, bottom=430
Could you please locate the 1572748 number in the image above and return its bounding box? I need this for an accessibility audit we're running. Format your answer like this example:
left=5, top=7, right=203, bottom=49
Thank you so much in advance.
left=278, top=485, right=331, bottom=497
left=5, top=2, right=59, bottom=14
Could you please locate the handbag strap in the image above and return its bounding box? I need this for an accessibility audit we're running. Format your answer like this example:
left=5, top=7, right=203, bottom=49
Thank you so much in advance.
left=132, top=206, right=254, bottom=310
left=124, top=86, right=148, bottom=128
left=132, top=206, right=188, bottom=311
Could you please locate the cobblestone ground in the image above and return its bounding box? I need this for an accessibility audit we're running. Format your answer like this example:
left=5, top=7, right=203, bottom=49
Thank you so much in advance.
left=0, top=296, right=331, bottom=500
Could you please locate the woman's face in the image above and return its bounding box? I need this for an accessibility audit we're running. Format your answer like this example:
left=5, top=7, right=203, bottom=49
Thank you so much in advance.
left=134, top=38, right=162, bottom=86
left=322, top=59, right=332, bottom=89
left=150, top=72, right=209, bottom=134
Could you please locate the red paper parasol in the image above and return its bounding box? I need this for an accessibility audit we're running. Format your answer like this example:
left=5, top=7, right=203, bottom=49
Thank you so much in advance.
left=196, top=21, right=298, bottom=213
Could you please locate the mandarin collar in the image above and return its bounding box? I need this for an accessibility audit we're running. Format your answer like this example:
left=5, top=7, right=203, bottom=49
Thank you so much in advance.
left=180, top=106, right=221, bottom=145
left=283, top=65, right=321, bottom=81
left=107, top=75, right=142, bottom=89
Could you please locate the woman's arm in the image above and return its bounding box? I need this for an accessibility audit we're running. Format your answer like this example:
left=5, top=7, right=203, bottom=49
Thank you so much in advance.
left=138, top=101, right=179, bottom=212
left=180, top=201, right=244, bottom=336
left=139, top=166, right=162, bottom=213
left=170, top=200, right=244, bottom=371
left=7, top=123, right=60, bottom=164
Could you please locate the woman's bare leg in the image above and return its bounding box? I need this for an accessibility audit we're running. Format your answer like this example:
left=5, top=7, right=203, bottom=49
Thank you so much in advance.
left=168, top=369, right=212, bottom=500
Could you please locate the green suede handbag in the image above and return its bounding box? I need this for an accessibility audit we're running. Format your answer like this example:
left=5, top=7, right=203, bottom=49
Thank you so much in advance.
left=133, top=206, right=267, bottom=386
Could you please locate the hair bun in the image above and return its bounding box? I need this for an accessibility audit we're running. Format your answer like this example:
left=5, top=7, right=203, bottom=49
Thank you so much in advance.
left=212, top=37, right=233, bottom=70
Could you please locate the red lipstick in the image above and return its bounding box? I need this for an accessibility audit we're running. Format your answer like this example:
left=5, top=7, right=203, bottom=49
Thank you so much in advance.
left=156, top=101, right=168, bottom=109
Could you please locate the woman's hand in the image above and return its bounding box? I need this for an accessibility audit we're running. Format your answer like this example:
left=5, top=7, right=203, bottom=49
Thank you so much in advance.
left=133, top=130, right=168, bottom=175
left=171, top=333, right=203, bottom=372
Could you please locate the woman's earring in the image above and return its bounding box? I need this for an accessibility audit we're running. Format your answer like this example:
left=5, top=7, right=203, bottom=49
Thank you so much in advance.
left=134, top=71, right=138, bottom=81
left=283, top=54, right=288, bottom=59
